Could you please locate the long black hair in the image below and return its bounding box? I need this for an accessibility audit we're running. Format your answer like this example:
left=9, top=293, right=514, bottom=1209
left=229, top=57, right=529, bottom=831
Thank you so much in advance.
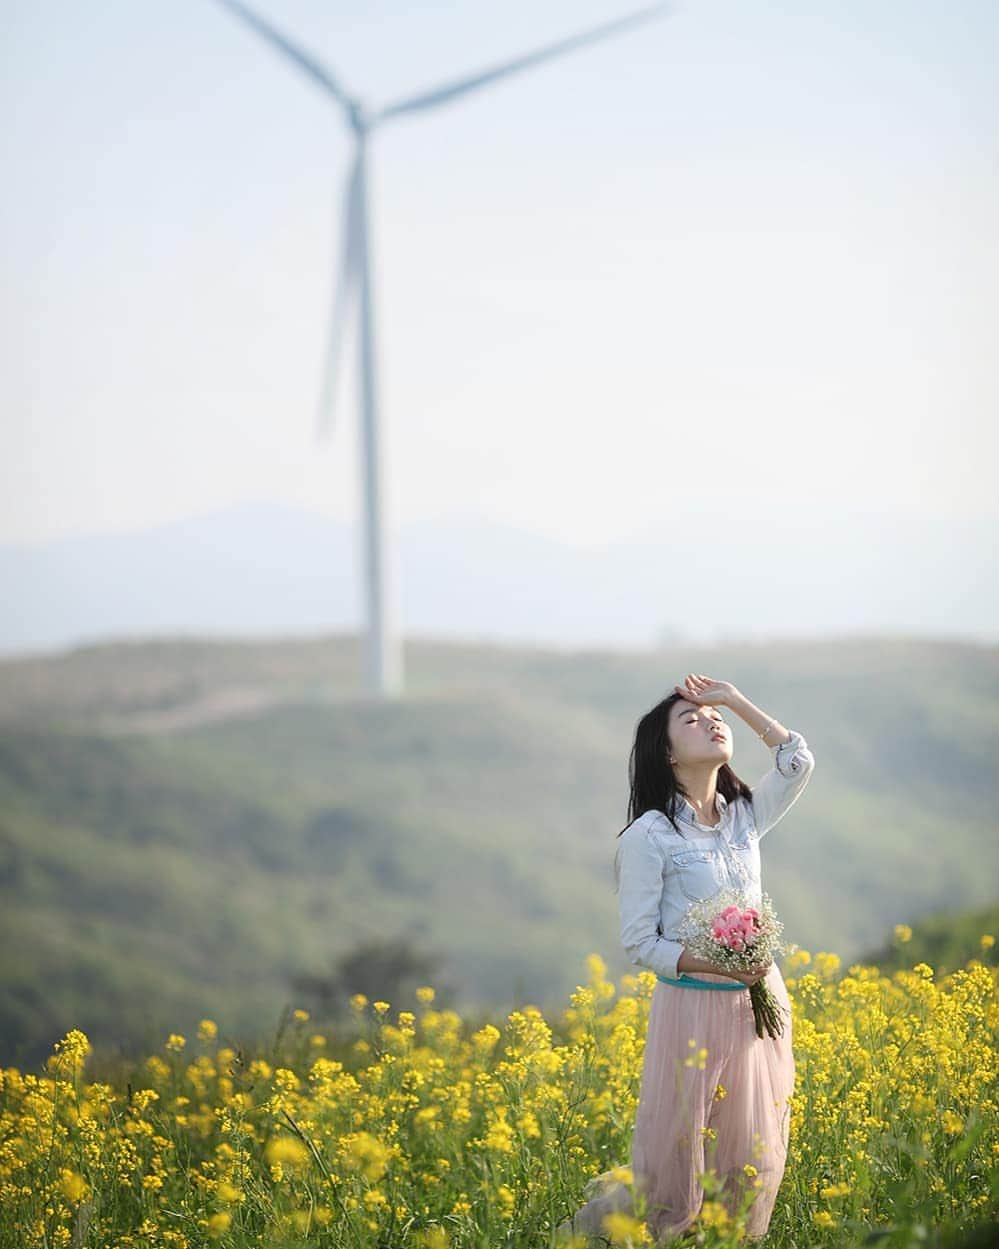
left=616, top=690, right=753, bottom=837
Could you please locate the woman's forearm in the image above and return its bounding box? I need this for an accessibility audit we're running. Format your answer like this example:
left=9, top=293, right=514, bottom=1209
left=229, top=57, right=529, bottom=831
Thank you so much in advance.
left=727, top=690, right=792, bottom=748
left=677, top=948, right=739, bottom=978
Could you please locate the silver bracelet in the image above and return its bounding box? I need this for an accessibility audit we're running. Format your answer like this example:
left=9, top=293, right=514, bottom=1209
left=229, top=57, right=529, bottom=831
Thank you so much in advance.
left=758, top=717, right=775, bottom=741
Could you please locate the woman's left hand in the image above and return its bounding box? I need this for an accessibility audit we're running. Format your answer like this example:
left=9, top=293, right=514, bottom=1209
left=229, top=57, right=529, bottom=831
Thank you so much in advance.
left=674, top=674, right=740, bottom=708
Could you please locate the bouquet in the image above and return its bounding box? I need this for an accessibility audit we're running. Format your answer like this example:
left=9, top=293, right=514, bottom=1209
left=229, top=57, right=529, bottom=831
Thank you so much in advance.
left=676, top=887, right=794, bottom=1039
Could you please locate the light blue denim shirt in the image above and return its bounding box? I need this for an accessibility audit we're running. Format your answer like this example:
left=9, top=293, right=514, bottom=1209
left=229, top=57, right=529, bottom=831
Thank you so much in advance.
left=613, top=730, right=816, bottom=982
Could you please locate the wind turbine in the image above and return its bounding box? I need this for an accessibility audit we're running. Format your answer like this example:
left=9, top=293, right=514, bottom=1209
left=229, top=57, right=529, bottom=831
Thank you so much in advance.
left=211, top=0, right=675, bottom=700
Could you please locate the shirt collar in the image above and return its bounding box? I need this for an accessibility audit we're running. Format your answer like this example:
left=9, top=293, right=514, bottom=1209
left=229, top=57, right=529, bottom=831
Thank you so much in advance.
left=677, top=791, right=727, bottom=826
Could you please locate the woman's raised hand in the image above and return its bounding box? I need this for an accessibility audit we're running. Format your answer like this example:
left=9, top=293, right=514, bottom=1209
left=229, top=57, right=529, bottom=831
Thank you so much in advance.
left=674, top=673, right=740, bottom=709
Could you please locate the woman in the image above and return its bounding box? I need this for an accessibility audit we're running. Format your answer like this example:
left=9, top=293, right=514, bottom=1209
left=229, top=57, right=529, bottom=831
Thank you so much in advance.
left=556, top=673, right=815, bottom=1245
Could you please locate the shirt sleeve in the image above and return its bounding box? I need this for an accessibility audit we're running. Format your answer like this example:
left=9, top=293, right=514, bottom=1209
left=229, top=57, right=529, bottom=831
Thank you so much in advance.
left=614, top=825, right=685, bottom=981
left=750, top=728, right=816, bottom=839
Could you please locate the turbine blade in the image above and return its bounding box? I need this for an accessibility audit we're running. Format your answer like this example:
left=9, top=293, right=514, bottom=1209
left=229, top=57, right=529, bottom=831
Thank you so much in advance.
left=315, top=153, right=364, bottom=442
left=374, top=1, right=675, bottom=123
left=212, top=0, right=354, bottom=110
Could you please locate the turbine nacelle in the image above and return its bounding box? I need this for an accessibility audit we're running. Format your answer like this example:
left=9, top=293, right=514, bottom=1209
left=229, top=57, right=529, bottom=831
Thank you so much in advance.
left=347, top=99, right=371, bottom=135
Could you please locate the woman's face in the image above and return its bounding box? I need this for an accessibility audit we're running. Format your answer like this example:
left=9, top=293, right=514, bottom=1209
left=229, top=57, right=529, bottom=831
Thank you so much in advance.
left=669, top=700, right=733, bottom=767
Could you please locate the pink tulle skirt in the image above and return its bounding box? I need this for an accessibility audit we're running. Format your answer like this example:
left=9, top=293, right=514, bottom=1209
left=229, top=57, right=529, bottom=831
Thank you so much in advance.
left=557, top=964, right=795, bottom=1244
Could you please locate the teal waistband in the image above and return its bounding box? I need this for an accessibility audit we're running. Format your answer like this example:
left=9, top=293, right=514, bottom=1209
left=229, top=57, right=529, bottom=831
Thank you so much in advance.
left=657, top=973, right=745, bottom=992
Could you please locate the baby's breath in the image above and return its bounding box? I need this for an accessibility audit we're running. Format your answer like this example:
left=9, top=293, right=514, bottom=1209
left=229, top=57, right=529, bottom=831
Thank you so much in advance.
left=677, top=888, right=790, bottom=972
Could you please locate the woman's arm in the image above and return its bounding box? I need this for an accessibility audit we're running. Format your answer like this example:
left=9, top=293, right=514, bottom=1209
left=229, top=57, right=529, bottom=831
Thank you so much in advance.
left=748, top=727, right=815, bottom=837
left=677, top=948, right=771, bottom=984
left=616, top=826, right=686, bottom=981
left=726, top=689, right=792, bottom=747
left=677, top=949, right=730, bottom=975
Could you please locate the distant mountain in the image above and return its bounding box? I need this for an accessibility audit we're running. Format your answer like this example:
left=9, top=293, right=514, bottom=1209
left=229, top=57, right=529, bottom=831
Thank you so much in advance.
left=1, top=500, right=996, bottom=657
left=0, top=632, right=997, bottom=1068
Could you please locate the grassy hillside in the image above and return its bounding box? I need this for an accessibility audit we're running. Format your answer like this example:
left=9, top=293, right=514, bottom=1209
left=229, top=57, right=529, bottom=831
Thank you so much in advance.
left=1, top=633, right=997, bottom=1069
left=857, top=900, right=999, bottom=977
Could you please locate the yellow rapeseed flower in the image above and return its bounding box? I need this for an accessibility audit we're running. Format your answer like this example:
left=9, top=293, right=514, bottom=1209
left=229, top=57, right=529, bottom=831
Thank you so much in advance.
left=586, top=953, right=617, bottom=997
left=273, top=1068, right=300, bottom=1093
left=587, top=953, right=608, bottom=981
left=416, top=985, right=436, bottom=1004
left=894, top=924, right=913, bottom=944
left=601, top=1210, right=650, bottom=1242
left=131, top=1088, right=159, bottom=1112
left=472, top=1024, right=501, bottom=1054
left=265, top=1135, right=310, bottom=1171
left=814, top=952, right=842, bottom=980
left=942, top=1109, right=964, bottom=1135
left=2, top=948, right=995, bottom=1249
left=697, top=1201, right=730, bottom=1230
left=343, top=1131, right=391, bottom=1182
left=197, top=1019, right=218, bottom=1043
left=59, top=1169, right=87, bottom=1202
left=165, top=1034, right=186, bottom=1053
left=517, top=1110, right=541, bottom=1138
left=205, top=1211, right=231, bottom=1238
left=49, top=1030, right=92, bottom=1075
left=483, top=1112, right=516, bottom=1154
left=981, top=934, right=995, bottom=950
left=496, top=1184, right=516, bottom=1218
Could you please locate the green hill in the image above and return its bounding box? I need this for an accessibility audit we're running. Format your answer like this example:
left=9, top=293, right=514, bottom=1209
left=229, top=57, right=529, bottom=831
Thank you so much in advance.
left=856, top=900, right=999, bottom=977
left=1, top=633, right=997, bottom=1068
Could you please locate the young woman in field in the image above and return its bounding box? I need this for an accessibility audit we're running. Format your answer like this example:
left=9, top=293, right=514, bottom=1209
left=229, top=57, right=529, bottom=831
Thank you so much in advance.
left=556, top=673, right=815, bottom=1245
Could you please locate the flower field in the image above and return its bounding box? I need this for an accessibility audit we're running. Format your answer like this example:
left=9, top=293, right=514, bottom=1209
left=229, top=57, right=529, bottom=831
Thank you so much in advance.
left=1, top=936, right=996, bottom=1249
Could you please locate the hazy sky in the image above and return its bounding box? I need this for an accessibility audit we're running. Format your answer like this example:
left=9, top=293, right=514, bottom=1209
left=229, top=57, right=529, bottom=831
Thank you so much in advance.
left=3, top=0, right=996, bottom=551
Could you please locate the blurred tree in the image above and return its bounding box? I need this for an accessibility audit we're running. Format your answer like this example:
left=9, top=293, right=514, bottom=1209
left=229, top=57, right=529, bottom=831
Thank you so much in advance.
left=291, top=933, right=458, bottom=1017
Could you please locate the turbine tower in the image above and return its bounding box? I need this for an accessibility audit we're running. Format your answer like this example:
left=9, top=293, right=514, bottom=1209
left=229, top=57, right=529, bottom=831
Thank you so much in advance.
left=212, top=0, right=674, bottom=699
